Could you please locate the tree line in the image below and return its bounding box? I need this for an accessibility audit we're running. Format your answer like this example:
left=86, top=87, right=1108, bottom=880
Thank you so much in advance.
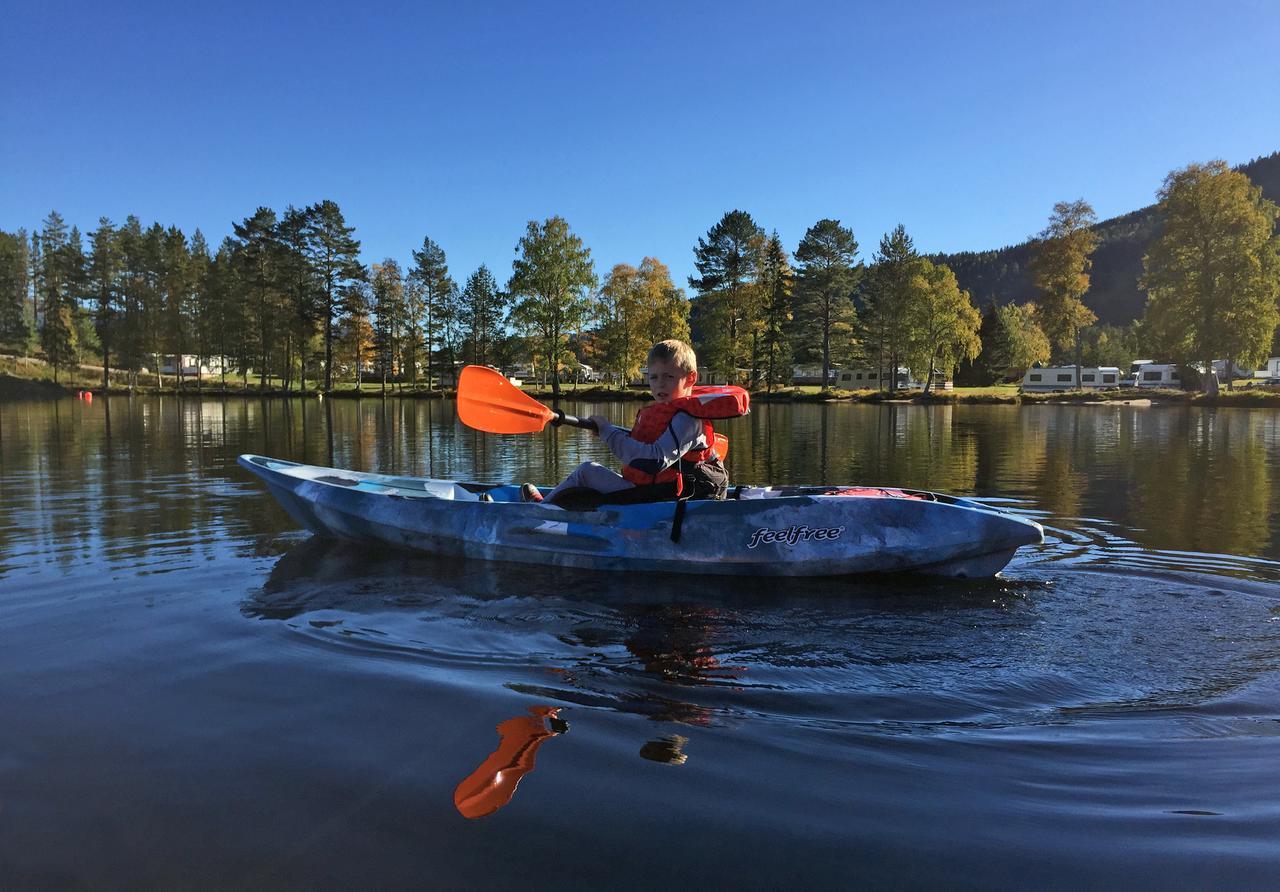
left=1, top=158, right=1275, bottom=395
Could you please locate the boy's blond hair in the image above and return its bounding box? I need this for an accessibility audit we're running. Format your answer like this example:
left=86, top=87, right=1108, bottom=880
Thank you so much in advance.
left=648, top=339, right=698, bottom=376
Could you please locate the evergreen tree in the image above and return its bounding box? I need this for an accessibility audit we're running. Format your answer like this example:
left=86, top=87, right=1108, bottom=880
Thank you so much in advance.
left=303, top=200, right=363, bottom=391
left=38, top=214, right=81, bottom=381
left=371, top=259, right=406, bottom=394
left=28, top=232, right=42, bottom=332
left=0, top=230, right=32, bottom=354
left=860, top=225, right=920, bottom=392
left=204, top=240, right=244, bottom=387
left=115, top=216, right=148, bottom=385
left=1141, top=161, right=1280, bottom=389
left=188, top=230, right=212, bottom=389
left=277, top=206, right=320, bottom=390
left=140, top=223, right=169, bottom=384
left=689, top=210, right=764, bottom=383
left=758, top=233, right=794, bottom=392
left=339, top=279, right=374, bottom=388
left=460, top=264, right=506, bottom=367
left=1031, top=200, right=1098, bottom=389
left=160, top=226, right=192, bottom=387
left=507, top=217, right=597, bottom=397
left=87, top=218, right=120, bottom=389
left=794, top=219, right=860, bottom=388
left=410, top=237, right=455, bottom=388
left=403, top=273, right=426, bottom=387
left=232, top=208, right=283, bottom=388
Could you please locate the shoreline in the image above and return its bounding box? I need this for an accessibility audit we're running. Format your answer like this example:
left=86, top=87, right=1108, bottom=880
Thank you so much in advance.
left=4, top=374, right=1279, bottom=407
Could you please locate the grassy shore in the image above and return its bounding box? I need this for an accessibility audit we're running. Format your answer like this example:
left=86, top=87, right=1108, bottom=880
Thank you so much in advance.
left=3, top=356, right=1279, bottom=407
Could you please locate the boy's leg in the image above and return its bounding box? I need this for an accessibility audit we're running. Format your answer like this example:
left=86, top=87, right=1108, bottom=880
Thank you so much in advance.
left=545, top=462, right=634, bottom=503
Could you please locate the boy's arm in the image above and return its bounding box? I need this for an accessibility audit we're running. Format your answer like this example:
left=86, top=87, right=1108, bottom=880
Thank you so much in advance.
left=597, top=413, right=706, bottom=478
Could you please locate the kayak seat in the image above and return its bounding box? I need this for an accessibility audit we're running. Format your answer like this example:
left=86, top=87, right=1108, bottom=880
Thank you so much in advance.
left=548, top=483, right=682, bottom=512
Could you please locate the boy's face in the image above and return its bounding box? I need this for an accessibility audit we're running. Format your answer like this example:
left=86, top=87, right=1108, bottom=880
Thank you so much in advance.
left=648, top=359, right=697, bottom=403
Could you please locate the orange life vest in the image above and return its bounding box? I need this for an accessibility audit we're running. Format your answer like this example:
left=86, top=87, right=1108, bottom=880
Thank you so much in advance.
left=620, top=386, right=749, bottom=494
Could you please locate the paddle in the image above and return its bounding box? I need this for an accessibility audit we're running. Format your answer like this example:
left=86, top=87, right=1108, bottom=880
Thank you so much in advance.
left=456, top=364, right=730, bottom=461
left=458, top=365, right=597, bottom=433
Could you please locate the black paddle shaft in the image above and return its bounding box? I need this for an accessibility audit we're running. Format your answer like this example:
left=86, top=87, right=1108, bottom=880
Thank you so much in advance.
left=551, top=410, right=597, bottom=432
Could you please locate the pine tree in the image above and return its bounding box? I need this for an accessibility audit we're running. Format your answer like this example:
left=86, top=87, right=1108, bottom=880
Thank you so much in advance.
left=88, top=218, right=120, bottom=389
left=116, top=216, right=149, bottom=386
left=371, top=259, right=406, bottom=394
left=38, top=213, right=81, bottom=381
left=461, top=265, right=506, bottom=367
left=188, top=230, right=212, bottom=390
left=409, top=237, right=455, bottom=389
left=689, top=210, right=764, bottom=383
left=860, top=225, right=920, bottom=392
left=758, top=233, right=794, bottom=392
left=160, top=226, right=192, bottom=388
left=794, top=219, right=860, bottom=388
left=303, top=201, right=363, bottom=392
left=0, top=230, right=32, bottom=354
left=232, top=208, right=283, bottom=388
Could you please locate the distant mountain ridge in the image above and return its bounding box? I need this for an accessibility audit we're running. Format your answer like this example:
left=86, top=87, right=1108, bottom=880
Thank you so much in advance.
left=932, top=150, right=1280, bottom=324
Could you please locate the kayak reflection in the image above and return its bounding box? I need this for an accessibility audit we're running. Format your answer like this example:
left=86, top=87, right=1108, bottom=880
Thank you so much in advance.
left=454, top=706, right=568, bottom=819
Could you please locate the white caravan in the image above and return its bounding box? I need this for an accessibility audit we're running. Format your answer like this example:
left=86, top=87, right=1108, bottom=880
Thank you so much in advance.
left=836, top=367, right=919, bottom=390
left=1020, top=366, right=1121, bottom=391
left=1133, top=364, right=1183, bottom=388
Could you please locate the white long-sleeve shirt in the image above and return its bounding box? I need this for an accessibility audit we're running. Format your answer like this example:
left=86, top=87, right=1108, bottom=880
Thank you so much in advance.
left=597, top=412, right=707, bottom=479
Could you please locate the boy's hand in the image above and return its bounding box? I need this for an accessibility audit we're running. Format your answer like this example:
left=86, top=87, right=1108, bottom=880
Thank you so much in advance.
left=588, top=415, right=610, bottom=437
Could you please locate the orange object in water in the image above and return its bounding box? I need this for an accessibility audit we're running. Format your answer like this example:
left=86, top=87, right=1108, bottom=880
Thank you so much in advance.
left=84, top=391, right=93, bottom=402
left=453, top=706, right=564, bottom=819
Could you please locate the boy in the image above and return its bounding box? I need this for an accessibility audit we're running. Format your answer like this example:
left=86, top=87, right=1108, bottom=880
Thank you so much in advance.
left=522, top=339, right=742, bottom=506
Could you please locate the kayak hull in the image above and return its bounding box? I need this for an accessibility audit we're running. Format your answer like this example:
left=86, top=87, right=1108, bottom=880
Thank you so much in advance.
left=238, top=455, right=1044, bottom=578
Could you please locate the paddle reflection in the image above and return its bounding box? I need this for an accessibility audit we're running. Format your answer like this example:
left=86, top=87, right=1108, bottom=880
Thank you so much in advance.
left=454, top=706, right=568, bottom=819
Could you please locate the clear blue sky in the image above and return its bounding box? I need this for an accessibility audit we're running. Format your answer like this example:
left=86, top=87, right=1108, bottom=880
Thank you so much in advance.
left=3, top=0, right=1278, bottom=290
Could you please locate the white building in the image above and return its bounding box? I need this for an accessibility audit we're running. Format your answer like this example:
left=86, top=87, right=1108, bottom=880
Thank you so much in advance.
left=1020, top=366, right=1121, bottom=391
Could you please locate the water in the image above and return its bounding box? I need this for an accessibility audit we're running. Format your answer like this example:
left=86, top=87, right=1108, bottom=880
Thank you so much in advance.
left=2, top=396, right=1279, bottom=889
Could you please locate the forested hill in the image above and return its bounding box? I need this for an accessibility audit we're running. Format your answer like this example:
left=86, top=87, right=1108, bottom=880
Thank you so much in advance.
left=932, top=150, right=1280, bottom=324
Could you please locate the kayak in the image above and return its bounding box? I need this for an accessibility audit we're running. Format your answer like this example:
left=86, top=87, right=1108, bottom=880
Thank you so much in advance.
left=238, top=455, right=1044, bottom=578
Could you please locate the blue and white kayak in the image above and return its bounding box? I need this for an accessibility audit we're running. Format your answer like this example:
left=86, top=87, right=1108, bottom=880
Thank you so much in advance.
left=238, top=455, right=1044, bottom=578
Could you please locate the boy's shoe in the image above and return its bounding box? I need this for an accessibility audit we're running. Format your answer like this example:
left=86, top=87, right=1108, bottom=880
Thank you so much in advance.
left=520, top=483, right=544, bottom=503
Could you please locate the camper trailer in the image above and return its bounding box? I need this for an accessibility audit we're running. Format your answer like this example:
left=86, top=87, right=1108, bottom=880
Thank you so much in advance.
left=835, top=367, right=918, bottom=390
left=1133, top=364, right=1183, bottom=388
left=1020, top=366, right=1121, bottom=392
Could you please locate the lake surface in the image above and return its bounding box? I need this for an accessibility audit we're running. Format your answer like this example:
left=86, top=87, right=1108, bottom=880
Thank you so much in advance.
left=2, top=396, right=1280, bottom=889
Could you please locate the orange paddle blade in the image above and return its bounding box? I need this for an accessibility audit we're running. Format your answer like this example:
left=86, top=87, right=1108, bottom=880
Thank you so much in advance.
left=457, top=365, right=555, bottom=434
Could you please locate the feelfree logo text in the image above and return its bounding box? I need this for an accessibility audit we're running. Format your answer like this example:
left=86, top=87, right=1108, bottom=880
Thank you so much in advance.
left=747, top=525, right=845, bottom=549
